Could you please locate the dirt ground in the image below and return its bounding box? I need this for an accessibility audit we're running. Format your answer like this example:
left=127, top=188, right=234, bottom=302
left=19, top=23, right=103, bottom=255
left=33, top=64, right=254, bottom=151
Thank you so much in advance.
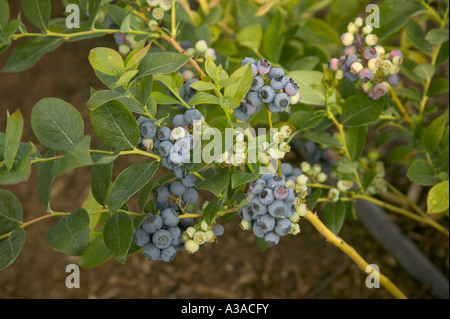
left=0, top=4, right=448, bottom=300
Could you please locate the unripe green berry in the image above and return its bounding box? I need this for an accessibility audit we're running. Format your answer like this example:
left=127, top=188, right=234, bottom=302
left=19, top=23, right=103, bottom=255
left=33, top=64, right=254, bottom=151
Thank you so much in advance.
left=152, top=8, right=164, bottom=20
left=141, top=138, right=154, bottom=151
left=368, top=58, right=380, bottom=71
left=148, top=20, right=159, bottom=31
left=362, top=25, right=373, bottom=34
left=280, top=125, right=293, bottom=138
left=185, top=226, right=196, bottom=239
left=195, top=40, right=208, bottom=53
left=185, top=240, right=200, bottom=254
left=291, top=223, right=301, bottom=235
left=365, top=34, right=378, bottom=46
left=347, top=22, right=358, bottom=34
left=301, top=162, right=311, bottom=173
left=289, top=212, right=301, bottom=223
left=341, top=32, right=355, bottom=46
left=350, top=62, right=364, bottom=75
left=119, top=44, right=130, bottom=55
left=317, top=172, right=328, bottom=183
left=240, top=219, right=252, bottom=231
left=286, top=180, right=295, bottom=188
left=205, top=230, right=215, bottom=243
left=296, top=203, right=307, bottom=217
left=296, top=174, right=308, bottom=186
left=328, top=188, right=340, bottom=202
left=193, top=231, right=207, bottom=245
left=200, top=220, right=209, bottom=231
left=312, top=164, right=322, bottom=174
left=185, top=48, right=196, bottom=57
left=337, top=180, right=354, bottom=192
left=354, top=17, right=363, bottom=27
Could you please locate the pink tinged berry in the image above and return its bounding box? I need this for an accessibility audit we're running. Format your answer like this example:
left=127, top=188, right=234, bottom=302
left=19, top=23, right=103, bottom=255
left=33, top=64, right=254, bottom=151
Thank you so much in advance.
left=345, top=54, right=358, bottom=67
left=364, top=47, right=378, bottom=60
left=273, top=186, right=289, bottom=200
left=388, top=74, right=400, bottom=86
left=368, top=89, right=378, bottom=100
left=359, top=68, right=373, bottom=82
left=389, top=49, right=403, bottom=59
left=204, top=48, right=217, bottom=61
left=329, top=58, right=339, bottom=71
left=374, top=83, right=388, bottom=97
left=341, top=32, right=355, bottom=46
left=344, top=46, right=357, bottom=56
left=257, top=59, right=271, bottom=75
left=251, top=64, right=258, bottom=77
left=284, top=81, right=299, bottom=96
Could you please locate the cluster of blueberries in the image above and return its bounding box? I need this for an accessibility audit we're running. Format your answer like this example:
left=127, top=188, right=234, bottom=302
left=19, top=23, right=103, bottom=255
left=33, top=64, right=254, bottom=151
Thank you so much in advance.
left=137, top=109, right=202, bottom=178
left=329, top=17, right=402, bottom=100
left=234, top=58, right=302, bottom=121
left=239, top=163, right=307, bottom=247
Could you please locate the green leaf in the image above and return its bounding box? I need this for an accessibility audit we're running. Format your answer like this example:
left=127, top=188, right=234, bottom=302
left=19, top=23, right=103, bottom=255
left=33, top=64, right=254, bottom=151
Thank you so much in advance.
left=262, top=11, right=285, bottom=62
left=302, top=131, right=340, bottom=148
left=91, top=145, right=114, bottom=207
left=107, top=161, right=159, bottom=213
left=114, top=70, right=139, bottom=88
left=2, top=37, right=64, bottom=72
left=287, top=71, right=326, bottom=106
left=407, top=159, right=438, bottom=185
left=323, top=200, right=346, bottom=235
left=342, top=93, right=385, bottom=127
left=51, top=135, right=93, bottom=176
left=223, top=63, right=253, bottom=106
left=124, top=43, right=151, bottom=71
left=151, top=91, right=180, bottom=105
left=291, top=56, right=321, bottom=71
left=0, top=228, right=25, bottom=271
left=89, top=100, right=140, bottom=150
left=345, top=126, right=368, bottom=161
left=22, top=0, right=51, bottom=30
left=204, top=57, right=218, bottom=81
left=31, top=98, right=84, bottom=152
left=427, top=181, right=449, bottom=214
left=414, top=64, right=436, bottom=82
left=44, top=208, right=90, bottom=256
left=363, top=170, right=378, bottom=189
left=36, top=150, right=56, bottom=211
left=374, top=0, right=424, bottom=40
left=88, top=0, right=102, bottom=28
left=203, top=199, right=224, bottom=226
left=422, top=113, right=447, bottom=153
left=189, top=81, right=216, bottom=91
left=288, top=111, right=325, bottom=131
left=0, top=190, right=23, bottom=235
left=103, top=211, right=133, bottom=264
left=428, top=78, right=449, bottom=97
left=306, top=189, right=322, bottom=211
left=89, top=47, right=124, bottom=77
left=136, top=52, right=190, bottom=79
left=0, top=0, right=9, bottom=27
left=297, top=18, right=341, bottom=48
left=196, top=168, right=230, bottom=197
left=231, top=165, right=260, bottom=189
left=236, top=24, right=263, bottom=50
left=189, top=92, right=221, bottom=106
left=4, top=110, right=23, bottom=170
left=87, top=90, right=126, bottom=110
left=425, top=28, right=449, bottom=45
left=405, top=20, right=432, bottom=54
left=337, top=161, right=359, bottom=175
left=79, top=234, right=112, bottom=268
left=0, top=147, right=31, bottom=184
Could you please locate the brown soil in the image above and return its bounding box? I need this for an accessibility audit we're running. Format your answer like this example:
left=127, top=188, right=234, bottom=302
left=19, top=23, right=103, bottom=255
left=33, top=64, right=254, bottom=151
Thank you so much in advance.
left=0, top=3, right=448, bottom=300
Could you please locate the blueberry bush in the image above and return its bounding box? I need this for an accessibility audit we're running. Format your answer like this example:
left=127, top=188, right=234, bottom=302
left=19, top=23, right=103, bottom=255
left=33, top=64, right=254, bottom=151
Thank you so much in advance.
left=0, top=0, right=448, bottom=299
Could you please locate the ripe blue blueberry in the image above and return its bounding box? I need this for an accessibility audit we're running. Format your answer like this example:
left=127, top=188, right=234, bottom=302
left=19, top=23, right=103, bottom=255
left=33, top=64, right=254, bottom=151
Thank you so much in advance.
left=249, top=179, right=267, bottom=195
left=274, top=92, right=291, bottom=109
left=133, top=228, right=151, bottom=247
left=212, top=224, right=225, bottom=237
left=234, top=106, right=251, bottom=122
left=143, top=243, right=161, bottom=261
left=258, top=188, right=275, bottom=206
left=184, top=109, right=202, bottom=124
left=246, top=91, right=262, bottom=107
left=170, top=181, right=186, bottom=197
left=268, top=67, right=285, bottom=79
left=155, top=186, right=170, bottom=204
left=270, top=75, right=288, bottom=91
left=256, top=214, right=276, bottom=232
left=169, top=152, right=183, bottom=167
left=251, top=76, right=265, bottom=91
left=180, top=40, right=191, bottom=50
left=268, top=200, right=288, bottom=218
left=239, top=205, right=254, bottom=222
left=179, top=217, right=195, bottom=228
left=285, top=188, right=297, bottom=204
left=158, top=127, right=172, bottom=141
left=284, top=203, right=296, bottom=219
left=152, top=229, right=173, bottom=249
left=250, top=197, right=268, bottom=216
left=182, top=174, right=197, bottom=187
left=241, top=57, right=257, bottom=66
left=388, top=74, right=400, bottom=86
left=280, top=163, right=293, bottom=176
left=141, top=214, right=163, bottom=234
left=161, top=246, right=176, bottom=262
left=268, top=102, right=284, bottom=114
left=275, top=218, right=292, bottom=236
left=259, top=86, right=276, bottom=104
left=241, top=103, right=257, bottom=115
left=264, top=232, right=280, bottom=246
left=161, top=208, right=179, bottom=227
left=183, top=187, right=199, bottom=204
left=267, top=175, right=285, bottom=188
left=252, top=223, right=267, bottom=238
left=364, top=47, right=378, bottom=60
left=140, top=120, right=157, bottom=139
left=173, top=114, right=187, bottom=127
left=158, top=141, right=174, bottom=157
left=344, top=71, right=358, bottom=82
left=168, top=226, right=182, bottom=245
left=261, top=173, right=276, bottom=183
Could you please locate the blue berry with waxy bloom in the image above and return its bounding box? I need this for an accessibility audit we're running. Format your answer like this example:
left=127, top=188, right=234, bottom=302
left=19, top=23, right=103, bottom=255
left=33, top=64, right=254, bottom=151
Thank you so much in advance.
left=169, top=181, right=186, bottom=197
left=234, top=106, right=251, bottom=122
left=183, top=187, right=199, bottom=204
left=161, top=246, right=176, bottom=262
left=184, top=109, right=202, bottom=124
left=241, top=57, right=257, bottom=66
left=173, top=114, right=187, bottom=127
left=140, top=120, right=157, bottom=139
left=250, top=197, right=268, bottom=216
left=212, top=224, right=225, bottom=237
left=239, top=205, right=255, bottom=222
left=182, top=174, right=197, bottom=187
left=168, top=226, right=182, bottom=245
left=155, top=186, right=170, bottom=204
left=268, top=102, right=284, bottom=113
left=258, top=188, right=275, bottom=205
left=152, top=229, right=173, bottom=249
left=251, top=76, right=265, bottom=91
left=388, top=74, right=400, bottom=86
left=246, top=91, right=262, bottom=107
left=364, top=47, right=378, bottom=60
left=267, top=175, right=285, bottom=188
left=141, top=213, right=163, bottom=234
left=275, top=218, right=292, bottom=236
left=274, top=92, right=291, bottom=109
left=264, top=232, right=280, bottom=246
left=268, top=200, right=288, bottom=218
left=133, top=228, right=151, bottom=247
left=158, top=140, right=174, bottom=156
left=252, top=222, right=267, bottom=238
left=143, top=243, right=161, bottom=261
left=259, top=86, right=276, bottom=103
left=268, top=67, right=285, bottom=79
left=158, top=127, right=172, bottom=141
left=270, top=75, right=288, bottom=91
left=256, top=214, right=276, bottom=232
left=248, top=179, right=267, bottom=195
